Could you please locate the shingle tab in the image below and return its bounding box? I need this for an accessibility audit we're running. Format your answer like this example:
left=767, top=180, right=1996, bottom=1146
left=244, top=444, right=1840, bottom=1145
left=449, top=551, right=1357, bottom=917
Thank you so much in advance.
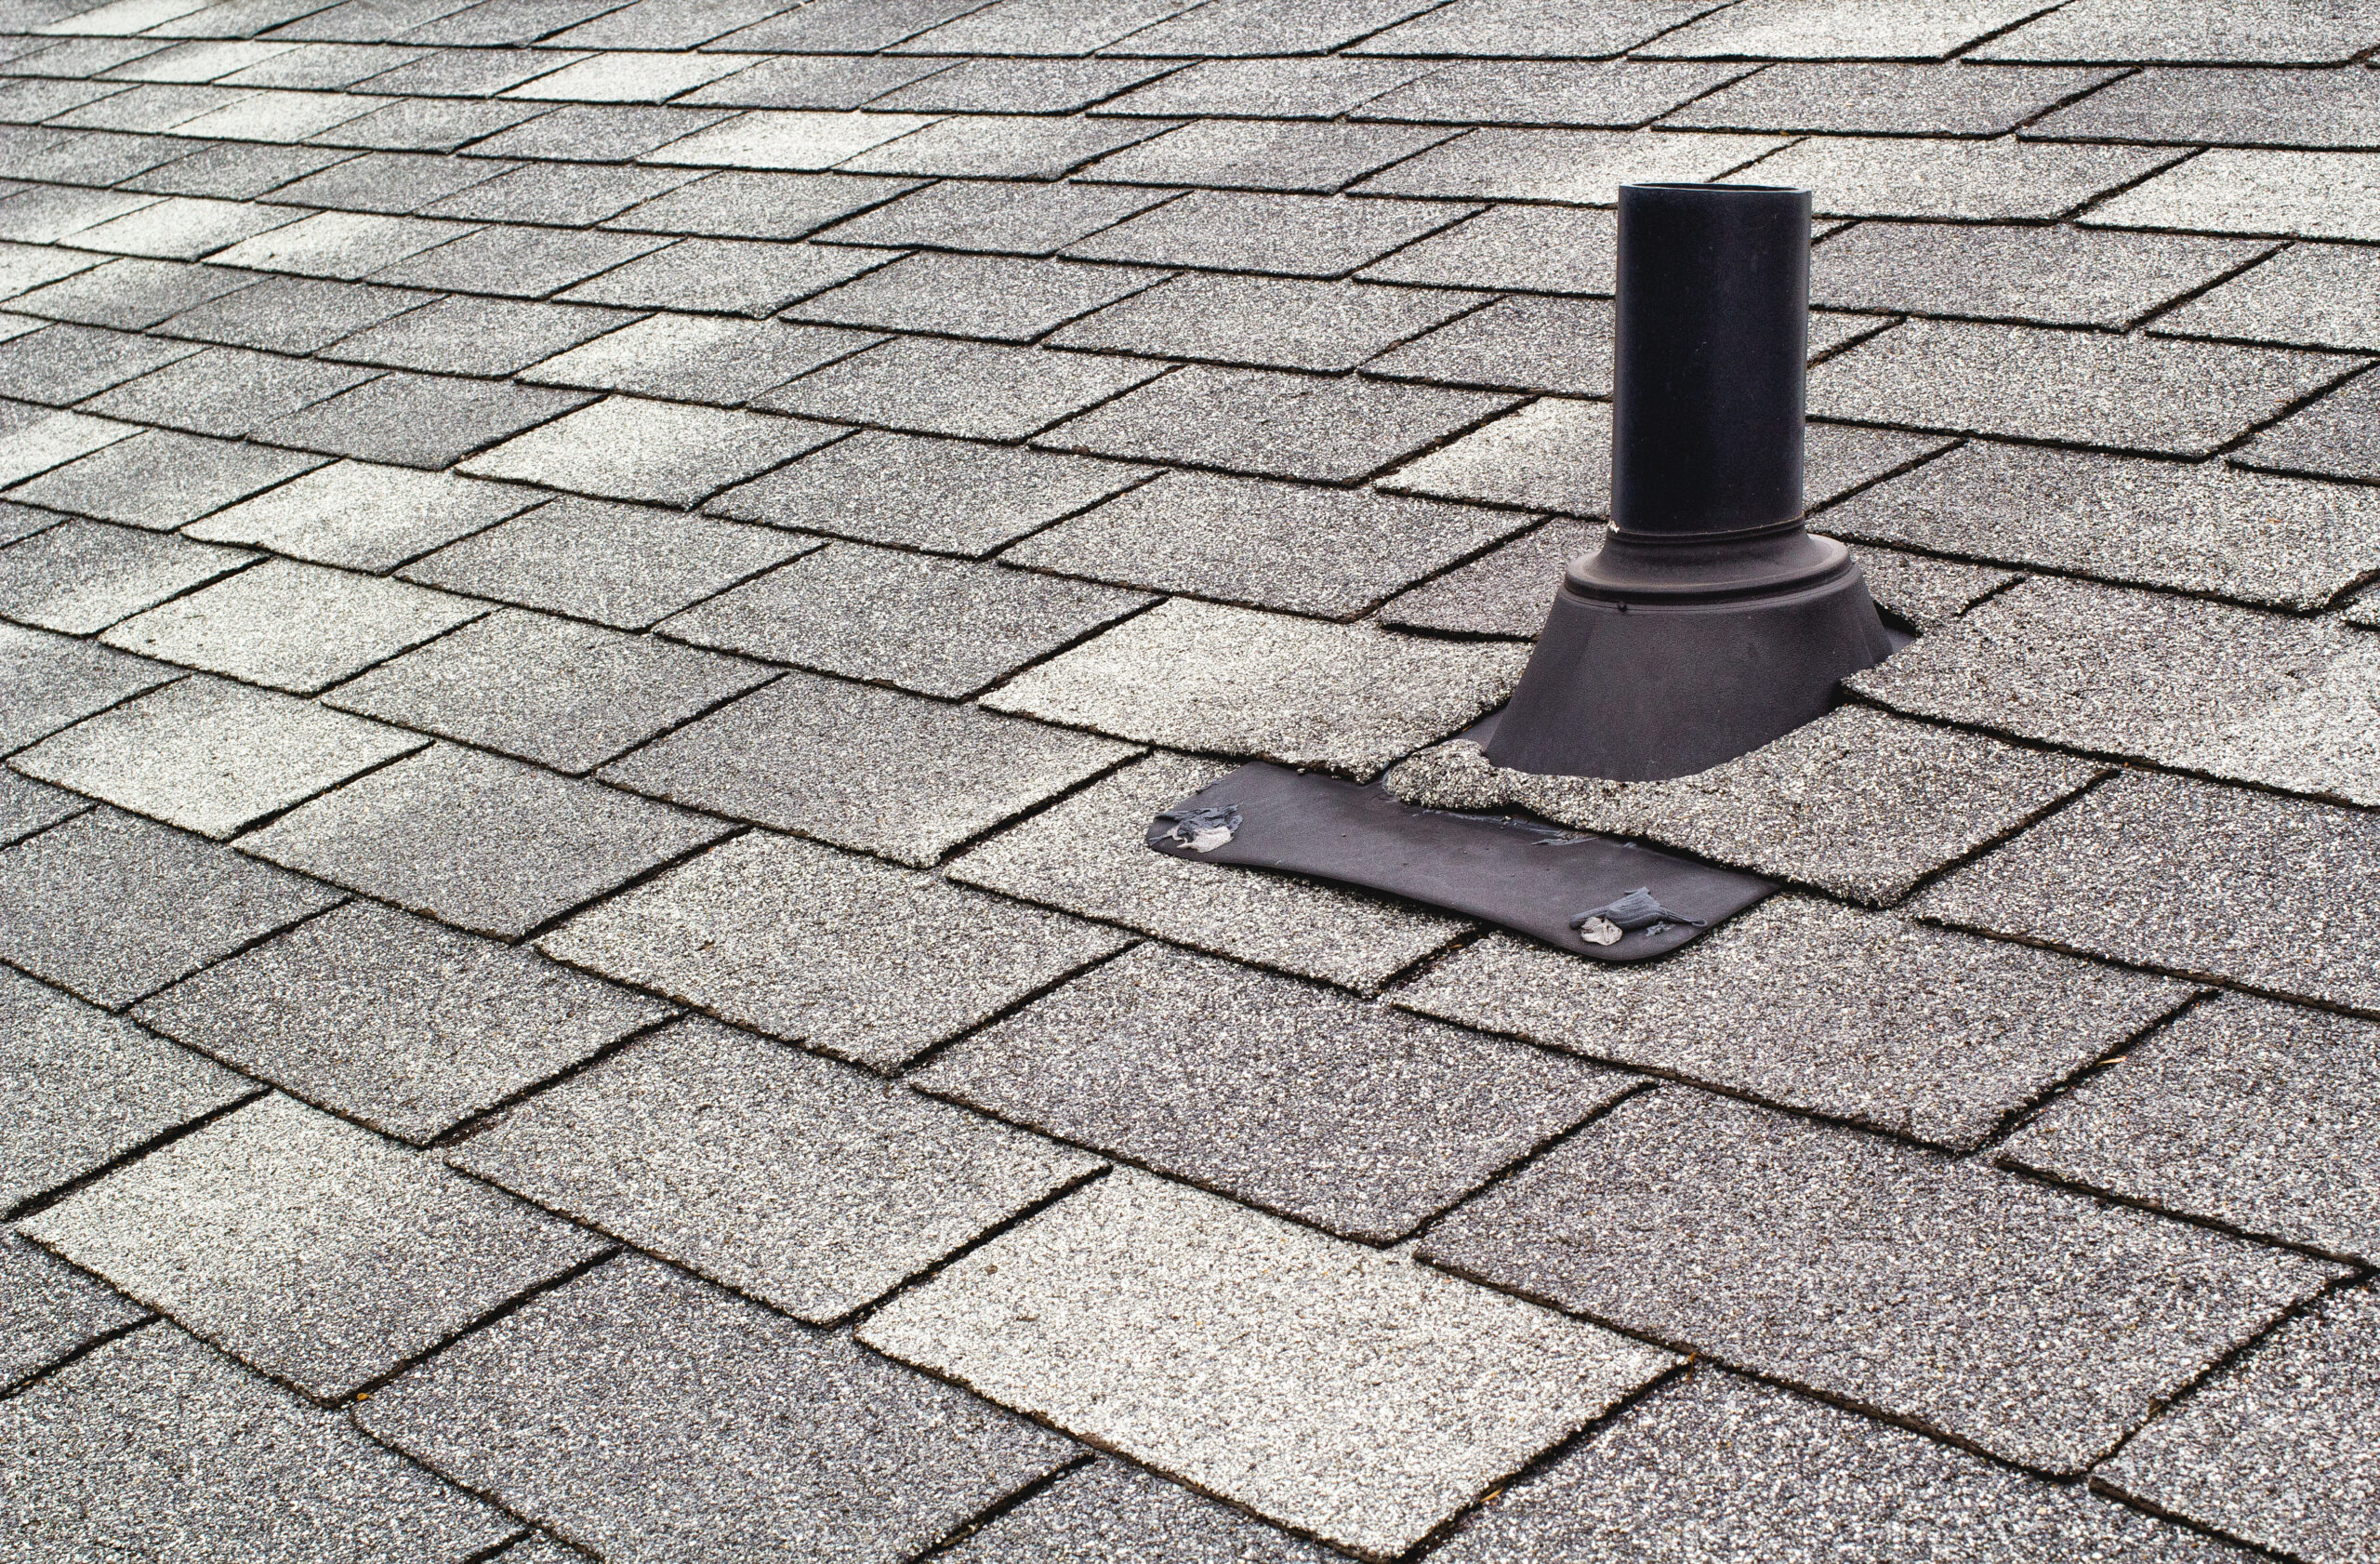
left=2028, top=65, right=2380, bottom=150
left=837, top=112, right=1178, bottom=179
left=1387, top=706, right=2102, bottom=906
left=1351, top=0, right=1720, bottom=59
left=0, top=803, right=341, bottom=1010
left=2096, top=1286, right=2380, bottom=1564
left=1807, top=318, right=2360, bottom=457
left=12, top=675, right=423, bottom=841
left=918, top=942, right=1630, bottom=1240
left=707, top=429, right=1152, bottom=555
left=356, top=1255, right=1077, bottom=1564
left=814, top=177, right=1174, bottom=257
left=2085, top=150, right=2380, bottom=243
left=241, top=743, right=732, bottom=940
left=1727, top=135, right=2180, bottom=220
left=789, top=251, right=1161, bottom=342
left=2152, top=243, right=2380, bottom=352
left=558, top=234, right=897, bottom=315
left=457, top=395, right=845, bottom=506
left=947, top=749, right=1468, bottom=990
left=2003, top=994, right=2380, bottom=1264
left=1666, top=60, right=2121, bottom=136
left=99, top=558, right=486, bottom=695
left=0, top=1229, right=146, bottom=1395
left=0, top=1326, right=514, bottom=1561
left=1421, top=1087, right=2341, bottom=1474
left=1004, top=469, right=1530, bottom=616
left=944, top=1459, right=1334, bottom=1564
left=326, top=607, right=773, bottom=775
left=1398, top=895, right=2193, bottom=1150
left=1064, top=187, right=1474, bottom=276
left=134, top=898, right=672, bottom=1146
left=0, top=962, right=255, bottom=1211
left=636, top=107, right=939, bottom=170
left=0, top=519, right=257, bottom=636
left=1649, top=0, right=2055, bottom=57
left=660, top=541, right=1152, bottom=698
left=601, top=168, right=920, bottom=239
left=1093, top=56, right=1432, bottom=118
left=1435, top=1369, right=2252, bottom=1564
left=20, top=1093, right=605, bottom=1401
left=860, top=1170, right=1678, bottom=1562
left=2232, top=370, right=2380, bottom=484
left=1363, top=291, right=1610, bottom=391
left=1356, top=202, right=1616, bottom=293
left=599, top=667, right=1133, bottom=865
left=183, top=458, right=538, bottom=572
left=538, top=829, right=1130, bottom=1070
left=1811, top=221, right=2270, bottom=328
left=454, top=1016, right=1101, bottom=1319
left=1049, top=272, right=1486, bottom=371
left=1079, top=116, right=1456, bottom=192
left=1034, top=364, right=1517, bottom=484
left=1357, top=126, right=1785, bottom=204
left=6, top=428, right=324, bottom=531
left=1354, top=59, right=1744, bottom=127
left=1819, top=439, right=2380, bottom=610
left=399, top=497, right=807, bottom=629
left=0, top=622, right=177, bottom=756
left=1913, top=772, right=2380, bottom=1017
left=984, top=597, right=1527, bottom=779
left=1977, top=0, right=2380, bottom=64
left=759, top=334, right=1169, bottom=440
left=1850, top=577, right=2380, bottom=803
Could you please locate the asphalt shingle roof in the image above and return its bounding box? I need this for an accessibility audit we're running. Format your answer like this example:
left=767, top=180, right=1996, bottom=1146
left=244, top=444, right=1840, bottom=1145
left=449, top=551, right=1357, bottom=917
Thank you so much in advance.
left=0, top=1, right=2376, bottom=1560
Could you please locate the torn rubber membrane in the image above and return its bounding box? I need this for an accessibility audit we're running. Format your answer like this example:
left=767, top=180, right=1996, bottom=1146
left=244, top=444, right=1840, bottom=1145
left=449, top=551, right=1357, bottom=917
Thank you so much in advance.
left=1146, top=761, right=1773, bottom=961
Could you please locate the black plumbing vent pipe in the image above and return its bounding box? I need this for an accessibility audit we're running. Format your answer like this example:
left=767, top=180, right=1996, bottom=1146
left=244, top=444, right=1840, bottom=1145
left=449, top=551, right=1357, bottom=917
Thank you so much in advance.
left=1482, top=182, right=1895, bottom=782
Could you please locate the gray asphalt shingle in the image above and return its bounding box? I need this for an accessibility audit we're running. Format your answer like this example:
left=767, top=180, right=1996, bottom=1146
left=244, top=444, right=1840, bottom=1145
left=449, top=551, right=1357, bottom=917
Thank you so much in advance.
left=916, top=941, right=1631, bottom=1241
left=20, top=1093, right=606, bottom=1401
left=356, top=1255, right=1078, bottom=1564
left=1421, top=1088, right=2342, bottom=1474
left=599, top=667, right=1133, bottom=865
left=240, top=743, right=732, bottom=940
left=134, top=897, right=673, bottom=1145
left=540, top=828, right=1129, bottom=1069
left=451, top=1016, right=1102, bottom=1320
left=860, top=1170, right=1677, bottom=1562
left=1396, top=895, right=2195, bottom=1151
left=0, top=1325, right=515, bottom=1560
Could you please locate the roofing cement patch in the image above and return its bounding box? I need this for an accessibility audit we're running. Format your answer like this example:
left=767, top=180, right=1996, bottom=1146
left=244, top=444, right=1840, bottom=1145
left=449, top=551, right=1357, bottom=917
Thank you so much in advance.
left=1395, top=895, right=2196, bottom=1151
left=1419, top=1086, right=2344, bottom=1475
left=859, top=1170, right=1679, bottom=1562
left=450, top=1016, right=1102, bottom=1321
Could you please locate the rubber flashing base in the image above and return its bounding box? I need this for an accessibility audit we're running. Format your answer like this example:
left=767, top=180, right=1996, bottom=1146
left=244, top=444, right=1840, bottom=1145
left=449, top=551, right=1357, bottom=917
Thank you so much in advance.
left=1146, top=761, right=1775, bottom=962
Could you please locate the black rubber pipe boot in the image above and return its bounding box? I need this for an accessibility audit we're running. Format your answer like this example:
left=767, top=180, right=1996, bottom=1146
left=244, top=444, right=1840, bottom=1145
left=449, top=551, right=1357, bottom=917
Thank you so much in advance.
left=1482, top=182, right=1895, bottom=782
